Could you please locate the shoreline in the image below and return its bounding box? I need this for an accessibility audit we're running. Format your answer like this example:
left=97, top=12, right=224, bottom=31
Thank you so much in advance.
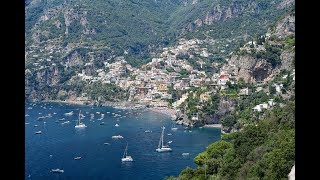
left=32, top=100, right=220, bottom=128
left=40, top=100, right=143, bottom=110
left=203, top=124, right=222, bottom=128
left=39, top=100, right=177, bottom=118
left=147, top=107, right=176, bottom=119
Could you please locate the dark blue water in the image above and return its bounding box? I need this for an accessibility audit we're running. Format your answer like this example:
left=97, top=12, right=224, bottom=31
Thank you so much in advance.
left=25, top=102, right=221, bottom=180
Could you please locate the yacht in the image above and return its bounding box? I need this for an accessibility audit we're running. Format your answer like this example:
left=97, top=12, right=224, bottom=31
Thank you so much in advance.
left=112, top=135, right=123, bottom=139
left=75, top=110, right=87, bottom=129
left=51, top=169, right=64, bottom=173
left=64, top=111, right=73, bottom=116
left=156, top=126, right=172, bottom=152
left=61, top=121, right=70, bottom=125
left=121, top=143, right=133, bottom=162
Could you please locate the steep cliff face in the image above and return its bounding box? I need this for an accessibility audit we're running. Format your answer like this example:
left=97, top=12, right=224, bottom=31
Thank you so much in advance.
left=272, top=14, right=295, bottom=38
left=203, top=97, right=236, bottom=124
left=229, top=55, right=274, bottom=83
left=193, top=1, right=256, bottom=28
left=227, top=11, right=295, bottom=84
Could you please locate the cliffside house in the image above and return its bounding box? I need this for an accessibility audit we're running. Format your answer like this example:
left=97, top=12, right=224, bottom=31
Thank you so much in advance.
left=218, top=74, right=230, bottom=85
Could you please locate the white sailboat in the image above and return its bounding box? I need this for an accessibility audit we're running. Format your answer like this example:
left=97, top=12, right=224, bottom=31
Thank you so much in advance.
left=75, top=110, right=87, bottom=129
left=121, top=143, right=133, bottom=162
left=156, top=126, right=172, bottom=152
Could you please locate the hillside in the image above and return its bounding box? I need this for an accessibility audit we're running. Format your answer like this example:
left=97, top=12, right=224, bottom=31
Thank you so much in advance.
left=165, top=9, right=295, bottom=179
left=25, top=0, right=294, bottom=101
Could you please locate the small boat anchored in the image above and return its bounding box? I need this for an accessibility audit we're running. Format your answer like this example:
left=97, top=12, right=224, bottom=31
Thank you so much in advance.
left=171, top=123, right=178, bottom=131
left=112, top=135, right=123, bottom=139
left=64, top=111, right=74, bottom=116
left=51, top=169, right=64, bottom=173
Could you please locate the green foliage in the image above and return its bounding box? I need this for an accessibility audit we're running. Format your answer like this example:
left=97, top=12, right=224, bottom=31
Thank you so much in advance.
left=194, top=152, right=209, bottom=166
left=221, top=115, right=236, bottom=128
left=84, top=81, right=128, bottom=102
left=253, top=43, right=282, bottom=67
left=201, top=94, right=220, bottom=116
left=174, top=101, right=295, bottom=179
left=179, top=69, right=190, bottom=77
left=176, top=52, right=190, bottom=60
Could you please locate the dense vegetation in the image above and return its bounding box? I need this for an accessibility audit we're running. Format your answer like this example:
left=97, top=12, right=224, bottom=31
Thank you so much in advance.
left=25, top=0, right=293, bottom=67
left=166, top=101, right=295, bottom=180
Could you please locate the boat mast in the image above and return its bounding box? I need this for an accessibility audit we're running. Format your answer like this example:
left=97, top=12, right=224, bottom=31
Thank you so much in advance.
left=123, top=143, right=127, bottom=158
left=161, top=127, right=164, bottom=148
left=78, top=110, right=80, bottom=125
left=158, top=129, right=162, bottom=148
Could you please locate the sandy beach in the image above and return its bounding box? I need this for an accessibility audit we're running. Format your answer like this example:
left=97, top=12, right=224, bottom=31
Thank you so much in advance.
left=147, top=107, right=176, bottom=118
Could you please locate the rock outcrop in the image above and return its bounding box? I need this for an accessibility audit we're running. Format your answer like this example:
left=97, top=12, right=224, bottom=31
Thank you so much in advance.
left=273, top=14, right=295, bottom=38
left=229, top=55, right=274, bottom=83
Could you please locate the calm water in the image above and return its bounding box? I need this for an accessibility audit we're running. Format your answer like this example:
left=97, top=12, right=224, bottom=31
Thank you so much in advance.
left=25, top=102, right=221, bottom=180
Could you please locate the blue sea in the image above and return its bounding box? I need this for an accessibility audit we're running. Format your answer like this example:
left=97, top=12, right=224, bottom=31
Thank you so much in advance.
left=25, top=102, right=221, bottom=180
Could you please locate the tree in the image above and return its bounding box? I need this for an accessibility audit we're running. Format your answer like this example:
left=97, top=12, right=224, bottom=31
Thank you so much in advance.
left=221, top=115, right=237, bottom=128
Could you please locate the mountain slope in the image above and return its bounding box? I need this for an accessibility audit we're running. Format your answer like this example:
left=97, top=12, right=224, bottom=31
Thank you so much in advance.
left=25, top=0, right=294, bottom=101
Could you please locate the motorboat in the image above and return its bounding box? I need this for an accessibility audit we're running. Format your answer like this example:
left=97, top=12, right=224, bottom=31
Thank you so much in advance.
left=74, top=157, right=81, bottom=160
left=51, top=169, right=64, bottom=173
left=115, top=124, right=119, bottom=127
left=35, top=131, right=42, bottom=134
left=112, top=135, right=123, bottom=139
left=61, top=121, right=70, bottom=125
left=64, top=111, right=73, bottom=116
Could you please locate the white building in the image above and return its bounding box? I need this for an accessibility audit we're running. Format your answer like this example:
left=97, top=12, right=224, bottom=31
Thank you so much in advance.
left=239, top=88, right=250, bottom=95
left=252, top=103, right=269, bottom=112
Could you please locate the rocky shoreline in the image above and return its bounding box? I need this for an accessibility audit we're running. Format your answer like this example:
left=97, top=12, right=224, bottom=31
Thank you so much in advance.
left=37, top=100, right=222, bottom=128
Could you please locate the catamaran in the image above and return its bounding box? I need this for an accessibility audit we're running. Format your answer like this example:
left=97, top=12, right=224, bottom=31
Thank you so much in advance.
left=156, top=126, right=172, bottom=152
left=75, top=110, right=87, bottom=128
left=121, top=143, right=133, bottom=162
